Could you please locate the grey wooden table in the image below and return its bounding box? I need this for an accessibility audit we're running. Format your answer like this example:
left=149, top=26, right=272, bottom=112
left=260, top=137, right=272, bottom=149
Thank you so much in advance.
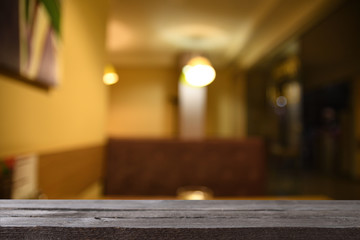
left=1, top=200, right=360, bottom=239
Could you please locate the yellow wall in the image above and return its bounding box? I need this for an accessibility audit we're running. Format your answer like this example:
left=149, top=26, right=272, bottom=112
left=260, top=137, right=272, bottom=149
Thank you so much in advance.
left=0, top=0, right=108, bottom=157
left=234, top=70, right=248, bottom=138
left=207, top=67, right=247, bottom=138
left=108, top=66, right=248, bottom=139
left=108, top=67, right=178, bottom=138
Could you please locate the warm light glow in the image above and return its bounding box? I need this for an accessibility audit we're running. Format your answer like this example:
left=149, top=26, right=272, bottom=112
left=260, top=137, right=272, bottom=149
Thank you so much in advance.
left=182, top=56, right=216, bottom=87
left=161, top=24, right=229, bottom=50
left=177, top=186, right=213, bottom=200
left=106, top=20, right=134, bottom=51
left=103, top=65, right=118, bottom=85
left=181, top=191, right=207, bottom=200
left=103, top=73, right=118, bottom=85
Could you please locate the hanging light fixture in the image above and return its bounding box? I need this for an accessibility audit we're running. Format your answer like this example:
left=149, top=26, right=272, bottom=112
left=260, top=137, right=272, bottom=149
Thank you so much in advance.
left=103, top=64, right=118, bottom=85
left=182, top=56, right=216, bottom=87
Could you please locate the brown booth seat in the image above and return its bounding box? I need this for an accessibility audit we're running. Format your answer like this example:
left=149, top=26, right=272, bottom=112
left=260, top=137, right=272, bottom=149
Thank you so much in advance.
left=105, top=138, right=266, bottom=197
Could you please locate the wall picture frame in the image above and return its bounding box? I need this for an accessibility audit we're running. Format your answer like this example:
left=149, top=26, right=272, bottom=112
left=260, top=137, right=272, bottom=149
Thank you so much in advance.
left=0, top=0, right=60, bottom=88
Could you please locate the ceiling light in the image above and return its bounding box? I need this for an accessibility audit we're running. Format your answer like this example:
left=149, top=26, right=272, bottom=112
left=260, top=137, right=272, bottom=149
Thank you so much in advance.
left=182, top=56, right=216, bottom=87
left=103, top=64, right=118, bottom=85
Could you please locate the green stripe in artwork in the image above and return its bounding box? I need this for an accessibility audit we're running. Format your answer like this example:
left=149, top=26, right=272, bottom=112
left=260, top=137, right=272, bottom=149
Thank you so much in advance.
left=39, top=0, right=60, bottom=35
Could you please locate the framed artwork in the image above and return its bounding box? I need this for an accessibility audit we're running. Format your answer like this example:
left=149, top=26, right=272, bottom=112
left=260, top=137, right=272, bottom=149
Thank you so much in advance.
left=0, top=0, right=60, bottom=88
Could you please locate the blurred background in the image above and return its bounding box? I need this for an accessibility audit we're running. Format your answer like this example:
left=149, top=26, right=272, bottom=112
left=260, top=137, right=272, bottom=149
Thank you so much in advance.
left=1, top=0, right=360, bottom=200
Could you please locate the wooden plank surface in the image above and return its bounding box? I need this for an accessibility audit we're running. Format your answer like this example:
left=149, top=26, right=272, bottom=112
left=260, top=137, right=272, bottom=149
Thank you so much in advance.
left=1, top=200, right=360, bottom=239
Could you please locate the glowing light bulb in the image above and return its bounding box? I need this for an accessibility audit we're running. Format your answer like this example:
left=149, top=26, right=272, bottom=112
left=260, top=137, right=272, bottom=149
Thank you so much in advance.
left=182, top=56, right=216, bottom=87
left=103, top=64, right=118, bottom=85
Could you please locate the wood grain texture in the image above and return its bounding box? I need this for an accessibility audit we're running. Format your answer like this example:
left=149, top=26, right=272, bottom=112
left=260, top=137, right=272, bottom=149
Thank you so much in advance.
left=39, top=145, right=104, bottom=199
left=1, top=200, right=360, bottom=239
